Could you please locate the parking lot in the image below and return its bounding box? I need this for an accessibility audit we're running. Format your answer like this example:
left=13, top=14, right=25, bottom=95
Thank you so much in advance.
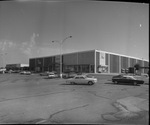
left=0, top=73, right=149, bottom=124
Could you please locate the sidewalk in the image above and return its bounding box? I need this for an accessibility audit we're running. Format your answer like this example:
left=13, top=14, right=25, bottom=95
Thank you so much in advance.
left=116, top=96, right=149, bottom=112
left=102, top=96, right=149, bottom=123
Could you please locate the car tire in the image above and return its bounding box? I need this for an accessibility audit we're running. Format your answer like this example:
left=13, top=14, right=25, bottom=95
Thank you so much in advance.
left=133, top=81, right=137, bottom=86
left=88, top=81, right=93, bottom=85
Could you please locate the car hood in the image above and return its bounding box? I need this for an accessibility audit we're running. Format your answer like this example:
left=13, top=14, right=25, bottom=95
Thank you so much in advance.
left=86, top=77, right=97, bottom=80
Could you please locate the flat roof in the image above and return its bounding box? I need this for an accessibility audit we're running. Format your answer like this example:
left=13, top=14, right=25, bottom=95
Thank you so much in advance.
left=30, top=49, right=95, bottom=59
left=30, top=49, right=149, bottom=62
left=95, top=50, right=149, bottom=62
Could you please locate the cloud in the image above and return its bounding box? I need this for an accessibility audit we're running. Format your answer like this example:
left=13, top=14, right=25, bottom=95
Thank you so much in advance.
left=0, top=40, right=6, bottom=51
left=22, top=42, right=28, bottom=47
left=29, top=33, right=36, bottom=48
left=0, top=39, right=16, bottom=51
left=20, top=33, right=39, bottom=57
left=23, top=47, right=31, bottom=55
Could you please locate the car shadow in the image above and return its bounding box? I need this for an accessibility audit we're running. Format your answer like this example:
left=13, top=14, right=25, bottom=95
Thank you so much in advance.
left=43, top=77, right=60, bottom=79
left=60, top=83, right=93, bottom=86
left=43, top=77, right=72, bottom=80
left=105, top=82, right=140, bottom=86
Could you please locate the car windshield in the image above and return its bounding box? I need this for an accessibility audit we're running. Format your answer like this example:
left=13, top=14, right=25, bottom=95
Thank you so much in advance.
left=81, top=75, right=90, bottom=79
left=49, top=73, right=54, bottom=75
left=114, top=75, right=123, bottom=78
left=86, top=75, right=93, bottom=78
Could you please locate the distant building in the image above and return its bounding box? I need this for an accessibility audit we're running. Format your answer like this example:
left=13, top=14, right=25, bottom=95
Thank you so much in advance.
left=6, top=64, right=29, bottom=71
left=29, top=49, right=149, bottom=74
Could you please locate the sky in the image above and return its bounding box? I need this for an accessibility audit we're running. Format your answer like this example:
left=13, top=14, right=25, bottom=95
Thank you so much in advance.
left=0, top=0, right=149, bottom=67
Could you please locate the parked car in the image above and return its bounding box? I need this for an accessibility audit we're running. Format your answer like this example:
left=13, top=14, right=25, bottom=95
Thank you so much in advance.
left=121, top=73, right=149, bottom=84
left=25, top=71, right=31, bottom=75
left=66, top=75, right=97, bottom=85
left=12, top=70, right=20, bottom=73
left=20, top=71, right=26, bottom=74
left=8, top=70, right=13, bottom=73
left=134, top=73, right=149, bottom=84
left=62, top=73, right=68, bottom=78
left=4, top=70, right=13, bottom=73
left=0, top=68, right=6, bottom=74
left=112, top=74, right=144, bottom=85
left=48, top=72, right=58, bottom=78
left=40, top=71, right=50, bottom=76
left=20, top=71, right=31, bottom=75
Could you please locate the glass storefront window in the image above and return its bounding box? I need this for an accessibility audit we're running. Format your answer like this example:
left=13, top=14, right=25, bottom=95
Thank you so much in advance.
left=91, top=65, right=94, bottom=73
left=82, top=65, right=89, bottom=73
left=63, top=64, right=94, bottom=73
left=63, top=65, right=74, bottom=72
left=74, top=65, right=78, bottom=72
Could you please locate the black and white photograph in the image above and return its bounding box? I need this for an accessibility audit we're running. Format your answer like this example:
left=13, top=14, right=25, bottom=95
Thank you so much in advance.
left=0, top=0, right=149, bottom=124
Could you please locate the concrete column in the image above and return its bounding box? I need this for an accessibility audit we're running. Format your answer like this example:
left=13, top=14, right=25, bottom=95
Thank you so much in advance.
left=142, top=59, right=144, bottom=73
left=35, top=58, right=36, bottom=72
left=119, top=56, right=121, bottom=74
left=94, top=50, right=96, bottom=73
left=128, top=58, right=130, bottom=68
left=77, top=52, right=78, bottom=65
left=43, top=58, right=44, bottom=72
left=108, top=54, right=110, bottom=73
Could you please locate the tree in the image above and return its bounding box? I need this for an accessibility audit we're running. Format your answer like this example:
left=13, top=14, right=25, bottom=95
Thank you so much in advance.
left=134, top=63, right=141, bottom=75
left=134, top=63, right=141, bottom=70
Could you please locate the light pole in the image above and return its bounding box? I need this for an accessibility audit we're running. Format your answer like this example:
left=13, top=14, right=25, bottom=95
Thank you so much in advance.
left=52, top=36, right=72, bottom=78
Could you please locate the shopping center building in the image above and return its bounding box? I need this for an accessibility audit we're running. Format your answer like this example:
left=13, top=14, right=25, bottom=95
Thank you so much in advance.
left=29, top=49, right=149, bottom=74
left=6, top=64, right=29, bottom=71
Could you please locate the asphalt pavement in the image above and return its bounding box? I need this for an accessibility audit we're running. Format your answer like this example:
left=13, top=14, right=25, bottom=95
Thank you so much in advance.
left=0, top=73, right=149, bottom=124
